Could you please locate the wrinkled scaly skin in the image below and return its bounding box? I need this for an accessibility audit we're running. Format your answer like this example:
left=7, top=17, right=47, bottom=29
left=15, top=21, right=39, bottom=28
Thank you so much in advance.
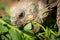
left=10, top=0, right=58, bottom=33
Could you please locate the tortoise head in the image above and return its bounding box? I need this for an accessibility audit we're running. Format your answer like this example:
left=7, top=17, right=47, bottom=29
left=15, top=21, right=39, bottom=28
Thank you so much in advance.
left=10, top=0, right=38, bottom=27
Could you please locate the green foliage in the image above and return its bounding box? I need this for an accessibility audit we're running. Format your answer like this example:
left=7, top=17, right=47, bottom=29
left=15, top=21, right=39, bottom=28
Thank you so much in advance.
left=0, top=17, right=36, bottom=40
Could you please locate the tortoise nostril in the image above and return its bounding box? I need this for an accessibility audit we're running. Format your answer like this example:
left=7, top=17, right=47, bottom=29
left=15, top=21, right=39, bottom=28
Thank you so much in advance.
left=19, top=12, right=25, bottom=18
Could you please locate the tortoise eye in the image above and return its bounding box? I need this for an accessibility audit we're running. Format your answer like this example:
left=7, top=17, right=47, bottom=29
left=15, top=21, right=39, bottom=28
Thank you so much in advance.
left=19, top=12, right=25, bottom=18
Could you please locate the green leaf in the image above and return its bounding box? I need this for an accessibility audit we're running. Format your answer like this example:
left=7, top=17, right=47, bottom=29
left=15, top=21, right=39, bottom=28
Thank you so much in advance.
left=24, top=23, right=32, bottom=31
left=0, top=23, right=8, bottom=35
left=51, top=35, right=56, bottom=40
left=45, top=27, right=50, bottom=38
left=2, top=16, right=11, bottom=24
left=24, top=23, right=36, bottom=40
left=6, top=34, right=12, bottom=40
left=1, top=35, right=9, bottom=40
left=9, top=29, right=24, bottom=40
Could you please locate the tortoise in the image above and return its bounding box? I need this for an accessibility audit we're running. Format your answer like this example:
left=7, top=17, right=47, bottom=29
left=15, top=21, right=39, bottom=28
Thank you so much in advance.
left=10, top=0, right=60, bottom=33
left=10, top=0, right=58, bottom=33
left=0, top=0, right=60, bottom=34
